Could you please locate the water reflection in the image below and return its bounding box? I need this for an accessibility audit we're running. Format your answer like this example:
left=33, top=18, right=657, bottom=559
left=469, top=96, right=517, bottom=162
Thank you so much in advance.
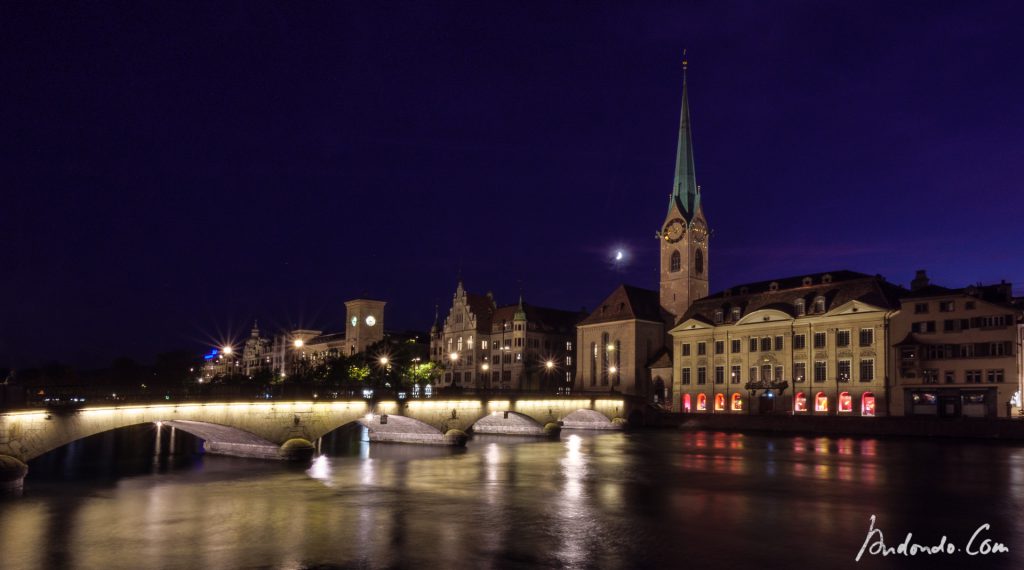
left=2, top=430, right=1023, bottom=569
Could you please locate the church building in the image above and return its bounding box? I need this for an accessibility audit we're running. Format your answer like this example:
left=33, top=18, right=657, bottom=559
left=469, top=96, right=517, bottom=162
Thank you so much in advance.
left=575, top=62, right=710, bottom=404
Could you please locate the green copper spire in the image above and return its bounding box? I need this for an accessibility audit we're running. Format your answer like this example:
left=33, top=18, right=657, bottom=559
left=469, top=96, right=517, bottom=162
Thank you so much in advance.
left=669, top=55, right=699, bottom=221
left=514, top=293, right=527, bottom=321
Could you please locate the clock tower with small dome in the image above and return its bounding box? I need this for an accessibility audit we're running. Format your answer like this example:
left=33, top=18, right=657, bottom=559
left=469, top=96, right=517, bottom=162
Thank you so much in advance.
left=345, top=298, right=386, bottom=355
left=659, top=59, right=709, bottom=324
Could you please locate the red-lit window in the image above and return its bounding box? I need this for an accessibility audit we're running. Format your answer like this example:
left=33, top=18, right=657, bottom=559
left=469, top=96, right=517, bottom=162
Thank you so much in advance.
left=714, top=393, right=725, bottom=411
left=683, top=394, right=692, bottom=412
left=697, top=393, right=707, bottom=411
left=731, top=393, right=743, bottom=411
left=815, top=392, right=829, bottom=412
left=794, top=392, right=807, bottom=412
left=839, top=391, right=852, bottom=413
left=861, top=392, right=876, bottom=417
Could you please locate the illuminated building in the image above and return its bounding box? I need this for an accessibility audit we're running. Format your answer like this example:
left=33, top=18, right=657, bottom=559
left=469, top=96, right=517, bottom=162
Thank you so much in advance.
left=890, top=271, right=1023, bottom=418
left=429, top=280, right=584, bottom=392
left=670, top=271, right=903, bottom=416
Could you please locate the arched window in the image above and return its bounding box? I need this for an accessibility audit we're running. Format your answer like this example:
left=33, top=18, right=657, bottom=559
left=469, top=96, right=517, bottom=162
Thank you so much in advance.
left=600, top=333, right=610, bottom=386
left=815, top=392, right=829, bottom=412
left=697, top=393, right=707, bottom=411
left=794, top=392, right=807, bottom=412
left=839, top=391, right=852, bottom=412
left=861, top=392, right=876, bottom=417
left=589, top=342, right=597, bottom=386
left=695, top=248, right=704, bottom=275
left=714, top=393, right=725, bottom=411
left=731, top=393, right=743, bottom=411
left=683, top=394, right=692, bottom=412
left=670, top=250, right=681, bottom=272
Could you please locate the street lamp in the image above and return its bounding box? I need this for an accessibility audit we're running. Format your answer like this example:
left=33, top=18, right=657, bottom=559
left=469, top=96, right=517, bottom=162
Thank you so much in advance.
left=379, top=356, right=389, bottom=366
left=222, top=346, right=233, bottom=355
left=293, top=339, right=304, bottom=348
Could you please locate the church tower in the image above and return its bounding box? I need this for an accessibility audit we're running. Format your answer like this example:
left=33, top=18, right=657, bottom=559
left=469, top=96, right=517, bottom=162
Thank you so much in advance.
left=659, top=57, right=710, bottom=323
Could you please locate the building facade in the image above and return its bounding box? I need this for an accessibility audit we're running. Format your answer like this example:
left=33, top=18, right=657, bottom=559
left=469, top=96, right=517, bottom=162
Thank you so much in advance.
left=891, top=271, right=1023, bottom=418
left=430, top=281, right=582, bottom=392
left=670, top=271, right=904, bottom=416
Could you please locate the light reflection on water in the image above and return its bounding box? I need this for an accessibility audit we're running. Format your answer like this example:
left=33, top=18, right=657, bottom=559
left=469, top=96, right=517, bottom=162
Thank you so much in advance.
left=2, top=430, right=1024, bottom=569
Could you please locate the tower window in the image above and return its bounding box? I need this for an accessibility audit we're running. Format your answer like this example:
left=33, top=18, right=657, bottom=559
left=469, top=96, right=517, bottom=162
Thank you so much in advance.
left=695, top=249, right=704, bottom=275
left=670, top=251, right=681, bottom=272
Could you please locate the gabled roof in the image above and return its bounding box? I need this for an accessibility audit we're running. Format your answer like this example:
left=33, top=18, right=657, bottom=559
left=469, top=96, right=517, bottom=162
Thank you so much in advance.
left=579, top=284, right=666, bottom=326
left=490, top=303, right=584, bottom=334
left=464, top=293, right=497, bottom=332
left=679, top=270, right=907, bottom=327
left=902, top=282, right=1019, bottom=310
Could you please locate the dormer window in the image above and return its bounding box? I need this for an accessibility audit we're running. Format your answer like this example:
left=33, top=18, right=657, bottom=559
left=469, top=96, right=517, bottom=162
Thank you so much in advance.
left=814, top=296, right=826, bottom=313
left=822, top=274, right=833, bottom=284
left=802, top=276, right=813, bottom=286
left=795, top=299, right=806, bottom=316
left=769, top=281, right=779, bottom=292
left=740, top=287, right=749, bottom=295
left=714, top=310, right=723, bottom=324
left=731, top=307, right=741, bottom=321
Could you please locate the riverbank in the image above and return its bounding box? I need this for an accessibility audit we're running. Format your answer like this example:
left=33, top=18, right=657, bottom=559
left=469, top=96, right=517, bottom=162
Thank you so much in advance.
left=657, top=413, right=1024, bottom=440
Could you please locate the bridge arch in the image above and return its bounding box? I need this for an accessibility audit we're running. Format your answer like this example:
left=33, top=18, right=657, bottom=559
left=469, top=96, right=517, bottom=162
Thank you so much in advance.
left=470, top=410, right=545, bottom=435
left=0, top=401, right=371, bottom=462
left=346, top=414, right=447, bottom=444
left=561, top=409, right=619, bottom=430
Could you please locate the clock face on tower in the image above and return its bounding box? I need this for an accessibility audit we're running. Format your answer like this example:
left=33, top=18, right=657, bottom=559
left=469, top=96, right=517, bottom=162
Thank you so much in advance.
left=663, top=218, right=686, bottom=243
left=365, top=315, right=376, bottom=327
left=691, top=220, right=708, bottom=244
left=350, top=316, right=358, bottom=327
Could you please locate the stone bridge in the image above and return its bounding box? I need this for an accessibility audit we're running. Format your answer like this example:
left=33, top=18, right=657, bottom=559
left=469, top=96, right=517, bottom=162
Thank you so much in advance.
left=0, top=396, right=637, bottom=492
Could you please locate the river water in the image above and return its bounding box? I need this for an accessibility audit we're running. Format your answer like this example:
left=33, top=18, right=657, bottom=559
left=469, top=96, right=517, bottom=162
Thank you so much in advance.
left=2, top=426, right=1023, bottom=569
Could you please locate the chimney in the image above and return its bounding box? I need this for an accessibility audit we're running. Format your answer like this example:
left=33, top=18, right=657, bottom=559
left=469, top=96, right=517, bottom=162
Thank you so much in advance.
left=910, top=270, right=930, bottom=292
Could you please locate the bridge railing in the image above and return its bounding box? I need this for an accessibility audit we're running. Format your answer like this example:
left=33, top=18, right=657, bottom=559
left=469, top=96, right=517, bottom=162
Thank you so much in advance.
left=0, top=383, right=617, bottom=411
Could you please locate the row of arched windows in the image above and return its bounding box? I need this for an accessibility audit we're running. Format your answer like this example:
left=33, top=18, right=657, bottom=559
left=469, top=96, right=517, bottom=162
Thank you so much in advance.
left=668, top=249, right=705, bottom=275
left=681, top=391, right=876, bottom=416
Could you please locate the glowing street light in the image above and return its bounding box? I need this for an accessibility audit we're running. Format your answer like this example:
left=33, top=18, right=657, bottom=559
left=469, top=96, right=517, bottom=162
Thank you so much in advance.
left=606, top=344, right=615, bottom=351
left=609, top=366, right=618, bottom=374
left=293, top=339, right=304, bottom=348
left=449, top=352, right=459, bottom=362
left=545, top=360, right=555, bottom=370
left=222, top=346, right=233, bottom=355
left=481, top=363, right=490, bottom=371
left=379, top=356, right=389, bottom=366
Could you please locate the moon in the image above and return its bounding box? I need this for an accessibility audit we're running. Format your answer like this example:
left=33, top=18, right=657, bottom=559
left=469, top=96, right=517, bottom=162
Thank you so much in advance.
left=615, top=250, right=624, bottom=261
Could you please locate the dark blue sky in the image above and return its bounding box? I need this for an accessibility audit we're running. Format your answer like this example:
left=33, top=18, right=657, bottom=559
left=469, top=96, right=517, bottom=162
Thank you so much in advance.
left=3, top=1, right=1022, bottom=368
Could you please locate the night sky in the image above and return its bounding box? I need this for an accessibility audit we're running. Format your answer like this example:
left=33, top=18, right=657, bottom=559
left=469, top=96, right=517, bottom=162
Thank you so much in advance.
left=3, top=1, right=1023, bottom=369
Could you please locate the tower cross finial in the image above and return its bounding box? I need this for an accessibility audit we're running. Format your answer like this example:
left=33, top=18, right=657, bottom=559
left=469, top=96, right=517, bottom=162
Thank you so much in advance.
left=682, top=48, right=688, bottom=73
